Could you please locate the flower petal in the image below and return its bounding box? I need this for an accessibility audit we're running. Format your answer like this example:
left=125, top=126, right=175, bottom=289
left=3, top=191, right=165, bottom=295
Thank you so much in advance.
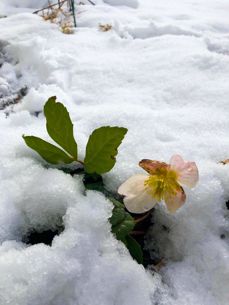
left=164, top=185, right=186, bottom=213
left=118, top=174, right=157, bottom=214
left=170, top=154, right=198, bottom=188
left=123, top=190, right=157, bottom=214
left=118, top=174, right=148, bottom=196
left=139, top=159, right=169, bottom=175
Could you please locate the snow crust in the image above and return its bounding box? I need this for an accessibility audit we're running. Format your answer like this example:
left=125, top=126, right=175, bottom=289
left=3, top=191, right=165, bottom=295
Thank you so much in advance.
left=0, top=0, right=229, bottom=304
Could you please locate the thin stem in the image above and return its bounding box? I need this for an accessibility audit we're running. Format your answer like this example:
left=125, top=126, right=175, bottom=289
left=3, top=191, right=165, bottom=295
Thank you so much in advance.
left=77, top=160, right=84, bottom=165
left=150, top=259, right=166, bottom=272
left=134, top=211, right=151, bottom=224
left=33, top=0, right=67, bottom=14
left=131, top=230, right=145, bottom=235
left=71, top=0, right=77, bottom=27
left=87, top=0, right=95, bottom=5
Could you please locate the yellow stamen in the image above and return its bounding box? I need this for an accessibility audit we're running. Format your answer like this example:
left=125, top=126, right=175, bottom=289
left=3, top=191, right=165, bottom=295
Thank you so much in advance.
left=144, top=167, right=179, bottom=201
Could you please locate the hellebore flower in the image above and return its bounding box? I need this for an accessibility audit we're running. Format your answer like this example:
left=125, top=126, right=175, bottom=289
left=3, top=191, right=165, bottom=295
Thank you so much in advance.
left=118, top=155, right=198, bottom=214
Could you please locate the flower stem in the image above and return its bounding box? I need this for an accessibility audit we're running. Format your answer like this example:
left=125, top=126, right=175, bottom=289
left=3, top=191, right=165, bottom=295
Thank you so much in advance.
left=77, top=160, right=84, bottom=165
left=134, top=211, right=151, bottom=224
left=131, top=230, right=145, bottom=235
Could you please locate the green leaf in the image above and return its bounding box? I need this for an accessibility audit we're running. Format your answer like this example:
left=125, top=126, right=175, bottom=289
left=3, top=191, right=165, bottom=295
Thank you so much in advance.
left=110, top=207, right=126, bottom=227
left=23, top=136, right=74, bottom=164
left=84, top=126, right=127, bottom=174
left=110, top=201, right=143, bottom=264
left=83, top=173, right=104, bottom=192
left=44, top=96, right=78, bottom=160
left=110, top=206, right=135, bottom=240
left=109, top=198, right=124, bottom=209
left=125, top=235, right=143, bottom=264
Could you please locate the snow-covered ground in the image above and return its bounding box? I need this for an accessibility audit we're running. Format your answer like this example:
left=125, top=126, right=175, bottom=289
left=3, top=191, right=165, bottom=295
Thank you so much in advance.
left=0, top=0, right=229, bottom=304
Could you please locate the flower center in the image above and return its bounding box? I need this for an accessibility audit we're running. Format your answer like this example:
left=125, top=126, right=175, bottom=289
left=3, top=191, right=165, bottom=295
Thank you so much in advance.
left=144, top=167, right=179, bottom=201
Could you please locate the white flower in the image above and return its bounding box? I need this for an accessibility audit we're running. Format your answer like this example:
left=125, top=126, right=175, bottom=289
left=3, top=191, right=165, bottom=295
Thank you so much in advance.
left=118, top=155, right=198, bottom=214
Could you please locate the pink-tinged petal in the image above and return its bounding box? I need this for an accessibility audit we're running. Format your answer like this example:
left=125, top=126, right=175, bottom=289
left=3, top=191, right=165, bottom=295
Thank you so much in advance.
left=118, top=174, right=157, bottom=214
left=139, top=159, right=169, bottom=175
left=170, top=154, right=198, bottom=188
left=164, top=186, right=186, bottom=213
left=170, top=154, right=185, bottom=169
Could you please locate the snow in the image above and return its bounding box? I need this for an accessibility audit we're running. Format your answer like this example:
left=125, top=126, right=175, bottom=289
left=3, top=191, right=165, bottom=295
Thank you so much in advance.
left=0, top=0, right=48, bottom=15
left=0, top=0, right=229, bottom=305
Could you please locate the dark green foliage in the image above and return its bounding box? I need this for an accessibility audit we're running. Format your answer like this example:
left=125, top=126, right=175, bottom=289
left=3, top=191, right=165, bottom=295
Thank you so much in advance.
left=23, top=97, right=144, bottom=265
left=44, top=96, right=78, bottom=159
left=84, top=126, right=127, bottom=174
left=23, top=136, right=73, bottom=164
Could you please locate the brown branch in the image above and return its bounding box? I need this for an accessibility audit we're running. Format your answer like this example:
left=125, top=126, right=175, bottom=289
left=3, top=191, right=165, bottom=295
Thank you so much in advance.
left=33, top=0, right=68, bottom=14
